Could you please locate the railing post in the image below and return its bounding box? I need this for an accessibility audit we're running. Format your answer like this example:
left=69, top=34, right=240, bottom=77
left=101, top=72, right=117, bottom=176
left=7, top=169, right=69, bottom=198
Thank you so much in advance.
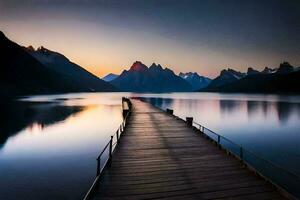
left=186, top=117, right=193, bottom=127
left=240, top=146, right=243, bottom=161
left=122, top=97, right=124, bottom=110
left=96, top=157, right=100, bottom=176
left=166, top=108, right=173, bottom=115
left=116, top=130, right=120, bottom=143
left=109, top=136, right=113, bottom=165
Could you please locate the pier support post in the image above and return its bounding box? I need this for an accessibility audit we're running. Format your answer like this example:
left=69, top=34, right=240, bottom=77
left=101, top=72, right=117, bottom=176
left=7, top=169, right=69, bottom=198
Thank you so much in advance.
left=240, top=146, right=243, bottom=161
left=108, top=136, right=113, bottom=166
left=123, top=109, right=129, bottom=118
left=96, top=157, right=100, bottom=176
left=166, top=108, right=173, bottom=115
left=186, top=117, right=193, bottom=127
left=116, top=130, right=120, bottom=143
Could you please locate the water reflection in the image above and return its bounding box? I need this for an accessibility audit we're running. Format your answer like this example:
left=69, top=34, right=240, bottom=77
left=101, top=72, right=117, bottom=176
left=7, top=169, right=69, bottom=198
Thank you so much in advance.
left=1, top=92, right=300, bottom=200
left=246, top=101, right=260, bottom=117
left=141, top=97, right=174, bottom=109
left=0, top=101, right=84, bottom=148
left=0, top=93, right=124, bottom=200
left=220, top=100, right=242, bottom=114
left=219, top=99, right=300, bottom=123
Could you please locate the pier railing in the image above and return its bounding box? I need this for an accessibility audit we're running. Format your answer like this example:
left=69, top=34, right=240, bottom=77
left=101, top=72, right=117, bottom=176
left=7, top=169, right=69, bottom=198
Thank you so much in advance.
left=138, top=97, right=300, bottom=198
left=83, top=97, right=132, bottom=200
left=178, top=111, right=300, bottom=199
left=191, top=121, right=300, bottom=198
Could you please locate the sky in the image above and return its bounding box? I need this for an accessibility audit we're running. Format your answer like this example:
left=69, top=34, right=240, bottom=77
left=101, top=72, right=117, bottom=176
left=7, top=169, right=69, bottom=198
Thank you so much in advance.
left=0, top=0, right=299, bottom=78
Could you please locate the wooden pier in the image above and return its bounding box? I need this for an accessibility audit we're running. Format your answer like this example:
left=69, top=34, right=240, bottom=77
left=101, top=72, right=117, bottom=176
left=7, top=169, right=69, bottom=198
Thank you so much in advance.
left=89, top=99, right=288, bottom=200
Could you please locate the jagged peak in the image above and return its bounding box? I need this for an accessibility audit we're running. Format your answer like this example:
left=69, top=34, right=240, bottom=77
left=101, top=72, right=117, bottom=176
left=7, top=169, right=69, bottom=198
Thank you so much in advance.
left=279, top=61, right=293, bottom=68
left=261, top=67, right=276, bottom=74
left=25, top=45, right=52, bottom=54
left=164, top=67, right=174, bottom=74
left=26, top=45, right=35, bottom=51
left=220, top=69, right=229, bottom=75
left=220, top=68, right=245, bottom=79
left=149, top=63, right=163, bottom=70
left=247, top=67, right=259, bottom=74
left=150, top=63, right=157, bottom=67
left=277, top=61, right=294, bottom=74
left=129, top=61, right=148, bottom=72
left=37, top=46, right=51, bottom=53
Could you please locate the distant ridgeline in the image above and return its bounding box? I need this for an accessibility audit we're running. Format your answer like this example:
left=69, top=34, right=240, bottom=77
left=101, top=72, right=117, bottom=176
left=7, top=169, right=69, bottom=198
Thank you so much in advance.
left=102, top=60, right=300, bottom=94
left=1, top=30, right=299, bottom=96
left=201, top=62, right=300, bottom=94
left=0, top=31, right=117, bottom=98
left=106, top=61, right=211, bottom=92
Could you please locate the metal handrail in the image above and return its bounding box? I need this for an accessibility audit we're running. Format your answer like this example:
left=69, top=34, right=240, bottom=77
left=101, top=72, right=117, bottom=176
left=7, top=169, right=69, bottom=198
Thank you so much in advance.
left=83, top=97, right=132, bottom=200
left=192, top=120, right=300, bottom=180
left=189, top=117, right=300, bottom=199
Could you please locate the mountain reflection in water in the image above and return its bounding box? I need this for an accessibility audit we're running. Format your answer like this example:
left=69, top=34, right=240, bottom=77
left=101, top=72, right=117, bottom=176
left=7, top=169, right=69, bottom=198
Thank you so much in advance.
left=141, top=97, right=300, bottom=124
left=0, top=100, right=84, bottom=148
left=0, top=93, right=124, bottom=200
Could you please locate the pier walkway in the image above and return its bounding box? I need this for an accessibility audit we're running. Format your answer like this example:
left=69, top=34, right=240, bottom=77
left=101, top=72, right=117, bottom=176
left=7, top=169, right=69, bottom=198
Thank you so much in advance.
left=91, top=99, right=286, bottom=200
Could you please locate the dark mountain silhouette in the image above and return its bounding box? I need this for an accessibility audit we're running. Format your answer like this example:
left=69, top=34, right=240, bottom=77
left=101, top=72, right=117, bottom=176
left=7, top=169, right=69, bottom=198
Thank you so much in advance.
left=261, top=67, right=277, bottom=74
left=26, top=46, right=117, bottom=92
left=102, top=73, right=119, bottom=82
left=0, top=31, right=116, bottom=98
left=201, top=62, right=300, bottom=94
left=179, top=72, right=211, bottom=90
left=204, top=68, right=246, bottom=89
left=111, top=62, right=193, bottom=92
left=275, top=61, right=294, bottom=74
left=247, top=67, right=260, bottom=75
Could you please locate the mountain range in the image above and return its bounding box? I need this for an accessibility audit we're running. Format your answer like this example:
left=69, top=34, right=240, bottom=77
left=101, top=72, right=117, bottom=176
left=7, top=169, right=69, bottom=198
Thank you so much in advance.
left=201, top=62, right=300, bottom=93
left=1, top=30, right=299, bottom=95
left=110, top=62, right=194, bottom=92
left=179, top=72, right=211, bottom=90
left=205, top=68, right=246, bottom=90
left=0, top=31, right=116, bottom=97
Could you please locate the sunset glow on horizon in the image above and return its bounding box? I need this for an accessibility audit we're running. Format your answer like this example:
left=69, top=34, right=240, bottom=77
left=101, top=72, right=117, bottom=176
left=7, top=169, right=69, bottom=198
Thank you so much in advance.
left=1, top=0, right=299, bottom=78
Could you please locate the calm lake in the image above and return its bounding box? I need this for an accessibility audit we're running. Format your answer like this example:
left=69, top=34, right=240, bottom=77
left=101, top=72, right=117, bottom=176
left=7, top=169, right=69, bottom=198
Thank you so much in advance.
left=0, top=92, right=299, bottom=199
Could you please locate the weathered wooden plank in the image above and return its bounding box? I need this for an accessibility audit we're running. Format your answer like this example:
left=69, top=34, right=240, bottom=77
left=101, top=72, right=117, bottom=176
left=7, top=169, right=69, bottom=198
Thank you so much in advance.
left=91, top=99, right=286, bottom=200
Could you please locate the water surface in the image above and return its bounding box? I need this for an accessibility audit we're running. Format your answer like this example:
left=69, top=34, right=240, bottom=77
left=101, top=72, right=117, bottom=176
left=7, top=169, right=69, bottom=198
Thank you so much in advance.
left=0, top=93, right=127, bottom=200
left=0, top=92, right=299, bottom=199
